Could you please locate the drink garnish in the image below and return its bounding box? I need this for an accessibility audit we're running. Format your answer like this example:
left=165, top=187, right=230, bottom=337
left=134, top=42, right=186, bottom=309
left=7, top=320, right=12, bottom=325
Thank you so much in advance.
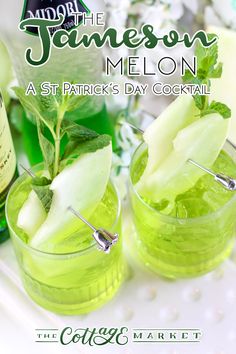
left=14, top=86, right=115, bottom=252
left=125, top=122, right=236, bottom=192
left=129, top=34, right=234, bottom=204
left=19, top=164, right=119, bottom=253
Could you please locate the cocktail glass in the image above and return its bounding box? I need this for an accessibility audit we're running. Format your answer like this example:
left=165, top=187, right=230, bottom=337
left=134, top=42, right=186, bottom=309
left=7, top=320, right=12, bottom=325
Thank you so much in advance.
left=6, top=164, right=126, bottom=314
left=129, top=140, right=236, bottom=278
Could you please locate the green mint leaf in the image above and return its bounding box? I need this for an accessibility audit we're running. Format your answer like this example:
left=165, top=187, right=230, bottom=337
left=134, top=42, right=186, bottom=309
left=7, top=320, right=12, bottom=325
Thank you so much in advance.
left=62, top=119, right=99, bottom=140
left=193, top=94, right=206, bottom=111
left=13, top=87, right=41, bottom=119
left=209, top=101, right=231, bottom=119
left=197, top=68, right=208, bottom=80
left=209, top=62, right=223, bottom=78
left=38, top=95, right=58, bottom=130
left=182, top=69, right=194, bottom=84
left=67, top=134, right=111, bottom=157
left=64, top=94, right=87, bottom=113
left=31, top=176, right=53, bottom=213
left=195, top=33, right=218, bottom=73
left=201, top=101, right=231, bottom=119
left=60, top=134, right=111, bottom=169
left=13, top=86, right=56, bottom=130
left=62, top=119, right=99, bottom=158
left=39, top=86, right=62, bottom=113
left=36, top=119, right=55, bottom=178
left=32, top=176, right=51, bottom=186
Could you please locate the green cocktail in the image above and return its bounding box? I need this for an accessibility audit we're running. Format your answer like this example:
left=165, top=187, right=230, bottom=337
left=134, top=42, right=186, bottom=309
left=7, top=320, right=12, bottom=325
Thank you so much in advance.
left=7, top=82, right=126, bottom=314
left=6, top=165, right=126, bottom=314
left=130, top=140, right=236, bottom=279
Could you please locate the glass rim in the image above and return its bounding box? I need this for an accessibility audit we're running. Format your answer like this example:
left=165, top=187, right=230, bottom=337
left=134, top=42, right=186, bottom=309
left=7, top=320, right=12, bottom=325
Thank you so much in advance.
left=129, top=139, right=236, bottom=224
left=5, top=164, right=121, bottom=258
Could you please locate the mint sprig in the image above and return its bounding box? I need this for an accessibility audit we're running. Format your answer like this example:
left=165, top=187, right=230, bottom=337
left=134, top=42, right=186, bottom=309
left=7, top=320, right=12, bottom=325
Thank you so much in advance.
left=182, top=33, right=231, bottom=119
left=13, top=86, right=111, bottom=210
left=13, top=86, right=101, bottom=178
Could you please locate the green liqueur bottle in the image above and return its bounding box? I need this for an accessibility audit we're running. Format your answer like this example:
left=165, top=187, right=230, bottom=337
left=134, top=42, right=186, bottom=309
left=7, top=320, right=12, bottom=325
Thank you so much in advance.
left=0, top=91, right=17, bottom=243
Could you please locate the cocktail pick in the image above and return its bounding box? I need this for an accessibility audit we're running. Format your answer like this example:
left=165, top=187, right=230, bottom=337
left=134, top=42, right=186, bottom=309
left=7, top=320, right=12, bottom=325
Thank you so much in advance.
left=123, top=122, right=236, bottom=192
left=188, top=159, right=236, bottom=191
left=20, top=164, right=36, bottom=178
left=68, top=206, right=118, bottom=254
left=20, top=165, right=119, bottom=253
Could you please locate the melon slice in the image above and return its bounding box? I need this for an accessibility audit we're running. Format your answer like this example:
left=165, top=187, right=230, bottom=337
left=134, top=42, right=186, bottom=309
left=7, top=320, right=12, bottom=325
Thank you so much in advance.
left=30, top=144, right=112, bottom=252
left=136, top=114, right=230, bottom=203
left=207, top=26, right=236, bottom=144
left=140, top=94, right=198, bottom=183
left=17, top=191, right=47, bottom=238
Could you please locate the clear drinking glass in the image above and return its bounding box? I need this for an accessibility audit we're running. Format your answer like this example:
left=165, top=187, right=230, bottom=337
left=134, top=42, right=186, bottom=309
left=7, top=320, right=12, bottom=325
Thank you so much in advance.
left=129, top=140, right=236, bottom=279
left=6, top=165, right=126, bottom=314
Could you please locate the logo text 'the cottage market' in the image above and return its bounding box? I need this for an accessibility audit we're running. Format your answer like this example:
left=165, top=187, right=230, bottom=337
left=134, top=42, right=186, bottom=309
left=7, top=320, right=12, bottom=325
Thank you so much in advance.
left=35, top=327, right=202, bottom=345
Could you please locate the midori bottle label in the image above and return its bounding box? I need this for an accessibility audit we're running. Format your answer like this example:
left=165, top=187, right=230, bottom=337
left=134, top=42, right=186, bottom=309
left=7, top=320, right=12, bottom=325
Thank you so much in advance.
left=21, top=0, right=90, bottom=35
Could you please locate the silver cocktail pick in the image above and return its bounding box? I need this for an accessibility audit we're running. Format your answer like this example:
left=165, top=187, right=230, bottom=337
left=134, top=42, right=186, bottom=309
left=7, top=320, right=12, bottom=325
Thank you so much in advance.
left=68, top=206, right=118, bottom=254
left=188, top=159, right=236, bottom=191
left=20, top=164, right=36, bottom=178
left=20, top=165, right=119, bottom=253
left=123, top=122, right=236, bottom=192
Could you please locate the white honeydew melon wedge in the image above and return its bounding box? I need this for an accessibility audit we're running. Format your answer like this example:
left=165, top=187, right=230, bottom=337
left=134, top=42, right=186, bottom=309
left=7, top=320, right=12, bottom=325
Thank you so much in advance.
left=30, top=144, right=112, bottom=252
left=207, top=26, right=236, bottom=144
left=136, top=113, right=230, bottom=203
left=140, top=94, right=198, bottom=182
left=17, top=191, right=47, bottom=238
